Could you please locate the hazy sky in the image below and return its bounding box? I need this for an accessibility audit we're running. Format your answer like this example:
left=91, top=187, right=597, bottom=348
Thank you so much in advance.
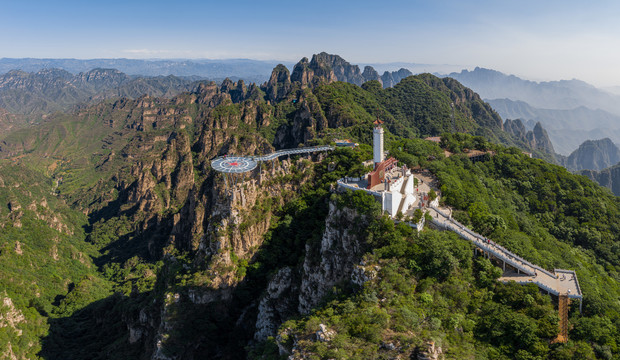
left=1, top=0, right=619, bottom=87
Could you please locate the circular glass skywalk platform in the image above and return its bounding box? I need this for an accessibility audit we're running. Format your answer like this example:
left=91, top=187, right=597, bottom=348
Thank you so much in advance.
left=211, top=156, right=258, bottom=173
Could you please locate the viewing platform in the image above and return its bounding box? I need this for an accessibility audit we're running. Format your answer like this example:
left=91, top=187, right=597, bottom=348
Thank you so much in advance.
left=428, top=205, right=583, bottom=310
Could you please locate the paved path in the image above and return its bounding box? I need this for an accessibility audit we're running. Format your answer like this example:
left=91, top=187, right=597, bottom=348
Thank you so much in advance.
left=427, top=205, right=582, bottom=300
left=211, top=145, right=334, bottom=174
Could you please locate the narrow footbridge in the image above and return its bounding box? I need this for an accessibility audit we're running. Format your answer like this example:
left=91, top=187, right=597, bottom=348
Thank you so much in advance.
left=428, top=205, right=583, bottom=311
left=211, top=145, right=334, bottom=174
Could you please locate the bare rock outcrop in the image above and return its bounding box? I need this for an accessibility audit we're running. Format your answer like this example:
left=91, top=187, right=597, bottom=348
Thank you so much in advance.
left=254, top=267, right=299, bottom=341
left=298, top=201, right=368, bottom=314
left=264, top=64, right=292, bottom=102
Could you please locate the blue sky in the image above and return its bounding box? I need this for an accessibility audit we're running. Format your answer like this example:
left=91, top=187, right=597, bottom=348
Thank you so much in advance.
left=1, top=0, right=619, bottom=86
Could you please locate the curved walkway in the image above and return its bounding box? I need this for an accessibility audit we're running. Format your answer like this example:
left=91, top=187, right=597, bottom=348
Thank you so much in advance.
left=211, top=145, right=334, bottom=174
left=428, top=205, right=582, bottom=300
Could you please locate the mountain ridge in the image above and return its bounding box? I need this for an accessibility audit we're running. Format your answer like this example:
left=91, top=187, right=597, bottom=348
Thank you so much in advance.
left=487, top=98, right=620, bottom=155
left=0, top=68, right=202, bottom=118
left=447, top=67, right=620, bottom=116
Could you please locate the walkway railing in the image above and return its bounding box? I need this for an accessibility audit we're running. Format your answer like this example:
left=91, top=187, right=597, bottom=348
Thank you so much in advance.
left=336, top=180, right=384, bottom=197
left=253, top=145, right=335, bottom=162
left=429, top=205, right=557, bottom=278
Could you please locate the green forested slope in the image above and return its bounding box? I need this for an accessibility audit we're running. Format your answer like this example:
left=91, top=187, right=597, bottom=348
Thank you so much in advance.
left=260, top=135, right=620, bottom=360
left=0, top=162, right=111, bottom=358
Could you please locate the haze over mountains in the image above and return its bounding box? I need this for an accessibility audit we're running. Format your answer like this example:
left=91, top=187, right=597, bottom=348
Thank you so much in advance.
left=487, top=99, right=620, bottom=155
left=0, top=58, right=286, bottom=83
left=444, top=67, right=620, bottom=156
left=447, top=67, right=620, bottom=115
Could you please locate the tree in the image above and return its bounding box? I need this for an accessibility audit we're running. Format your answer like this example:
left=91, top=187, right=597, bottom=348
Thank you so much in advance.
left=428, top=188, right=437, bottom=202
left=412, top=209, right=423, bottom=224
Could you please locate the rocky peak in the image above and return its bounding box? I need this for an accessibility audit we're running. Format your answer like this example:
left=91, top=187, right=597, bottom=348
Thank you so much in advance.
left=36, top=68, right=74, bottom=80
left=504, top=118, right=527, bottom=139
left=381, top=68, right=413, bottom=88
left=70, top=68, right=131, bottom=90
left=565, top=138, right=620, bottom=171
left=310, top=52, right=360, bottom=84
left=220, top=78, right=235, bottom=93
left=193, top=81, right=231, bottom=107
left=230, top=79, right=248, bottom=103
left=290, top=52, right=370, bottom=88
left=504, top=119, right=555, bottom=154
left=264, top=64, right=292, bottom=102
left=290, top=57, right=314, bottom=87
left=531, top=122, right=554, bottom=153
left=362, top=66, right=381, bottom=84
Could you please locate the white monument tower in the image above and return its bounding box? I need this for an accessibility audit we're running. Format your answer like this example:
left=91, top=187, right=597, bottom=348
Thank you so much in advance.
left=373, top=119, right=384, bottom=168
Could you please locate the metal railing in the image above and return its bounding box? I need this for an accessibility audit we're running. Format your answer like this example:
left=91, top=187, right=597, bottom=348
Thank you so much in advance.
left=429, top=205, right=558, bottom=278
left=253, top=145, right=334, bottom=161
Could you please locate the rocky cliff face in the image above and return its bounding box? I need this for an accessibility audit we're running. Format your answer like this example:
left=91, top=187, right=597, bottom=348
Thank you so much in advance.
left=264, top=64, right=292, bottom=102
left=273, top=91, right=328, bottom=149
left=564, top=138, right=620, bottom=171
left=530, top=122, right=555, bottom=154
left=381, top=68, right=414, bottom=88
left=287, top=52, right=409, bottom=89
left=504, top=119, right=555, bottom=154
left=310, top=52, right=365, bottom=85
left=254, top=200, right=371, bottom=342
left=297, top=201, right=368, bottom=314
left=362, top=66, right=381, bottom=84
left=580, top=163, right=620, bottom=196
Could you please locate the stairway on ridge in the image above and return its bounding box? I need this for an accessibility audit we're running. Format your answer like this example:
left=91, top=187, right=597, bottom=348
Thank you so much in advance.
left=554, top=294, right=569, bottom=343
left=396, top=174, right=412, bottom=216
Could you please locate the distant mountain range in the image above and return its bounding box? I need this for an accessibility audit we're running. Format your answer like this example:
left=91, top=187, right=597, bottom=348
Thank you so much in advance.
left=442, top=68, right=620, bottom=155
left=487, top=98, right=620, bottom=155
left=0, top=68, right=202, bottom=118
left=0, top=55, right=422, bottom=120
left=4, top=56, right=618, bottom=166
left=446, top=67, right=620, bottom=116
left=0, top=58, right=286, bottom=83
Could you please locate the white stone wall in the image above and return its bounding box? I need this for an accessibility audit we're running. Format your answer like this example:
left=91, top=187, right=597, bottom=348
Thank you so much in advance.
left=383, top=190, right=402, bottom=216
